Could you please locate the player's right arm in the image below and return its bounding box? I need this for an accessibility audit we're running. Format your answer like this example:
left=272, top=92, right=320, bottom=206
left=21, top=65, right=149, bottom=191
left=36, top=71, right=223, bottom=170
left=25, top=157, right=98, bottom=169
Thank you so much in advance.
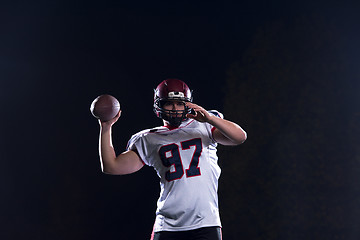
left=98, top=111, right=144, bottom=175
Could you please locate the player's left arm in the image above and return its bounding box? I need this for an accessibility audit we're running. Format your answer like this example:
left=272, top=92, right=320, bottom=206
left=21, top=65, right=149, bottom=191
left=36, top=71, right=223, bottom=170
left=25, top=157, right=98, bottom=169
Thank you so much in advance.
left=185, top=102, right=247, bottom=146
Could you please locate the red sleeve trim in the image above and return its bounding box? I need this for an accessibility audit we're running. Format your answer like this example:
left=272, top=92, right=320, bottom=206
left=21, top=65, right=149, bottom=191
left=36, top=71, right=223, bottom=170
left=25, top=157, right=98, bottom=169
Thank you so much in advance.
left=211, top=126, right=217, bottom=142
left=211, top=126, right=217, bottom=134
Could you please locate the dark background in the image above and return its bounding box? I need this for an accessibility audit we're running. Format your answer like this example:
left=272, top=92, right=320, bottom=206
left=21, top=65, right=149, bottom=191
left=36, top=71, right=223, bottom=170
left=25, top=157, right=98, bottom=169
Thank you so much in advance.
left=1, top=1, right=359, bottom=240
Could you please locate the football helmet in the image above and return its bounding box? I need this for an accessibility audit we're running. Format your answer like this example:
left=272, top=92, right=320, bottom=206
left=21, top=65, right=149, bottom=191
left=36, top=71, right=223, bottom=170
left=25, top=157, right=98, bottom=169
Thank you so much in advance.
left=153, top=79, right=193, bottom=127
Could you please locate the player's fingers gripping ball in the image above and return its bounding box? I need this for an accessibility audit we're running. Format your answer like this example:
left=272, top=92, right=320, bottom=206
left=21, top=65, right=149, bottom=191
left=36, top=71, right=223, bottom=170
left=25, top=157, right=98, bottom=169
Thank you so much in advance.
left=90, top=94, right=121, bottom=122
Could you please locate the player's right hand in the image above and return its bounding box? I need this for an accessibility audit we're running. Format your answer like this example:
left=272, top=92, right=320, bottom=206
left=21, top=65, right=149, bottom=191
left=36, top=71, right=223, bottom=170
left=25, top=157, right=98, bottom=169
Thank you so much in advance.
left=99, top=110, right=122, bottom=129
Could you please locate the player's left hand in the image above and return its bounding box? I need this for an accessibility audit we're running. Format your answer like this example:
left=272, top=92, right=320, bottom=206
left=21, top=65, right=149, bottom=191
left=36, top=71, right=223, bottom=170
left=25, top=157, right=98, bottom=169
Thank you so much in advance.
left=185, top=102, right=213, bottom=123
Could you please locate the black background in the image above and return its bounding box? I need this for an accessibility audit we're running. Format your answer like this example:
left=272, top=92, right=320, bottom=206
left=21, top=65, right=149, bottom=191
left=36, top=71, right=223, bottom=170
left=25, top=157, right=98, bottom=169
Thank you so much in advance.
left=1, top=1, right=359, bottom=239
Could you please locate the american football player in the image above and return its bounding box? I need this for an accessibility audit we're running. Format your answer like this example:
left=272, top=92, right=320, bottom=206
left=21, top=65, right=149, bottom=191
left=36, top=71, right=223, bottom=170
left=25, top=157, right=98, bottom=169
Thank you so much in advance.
left=97, top=78, right=247, bottom=240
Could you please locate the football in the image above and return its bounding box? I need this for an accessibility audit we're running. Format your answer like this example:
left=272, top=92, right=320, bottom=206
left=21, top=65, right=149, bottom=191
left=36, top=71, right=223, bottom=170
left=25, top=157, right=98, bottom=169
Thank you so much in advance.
left=90, top=94, right=120, bottom=122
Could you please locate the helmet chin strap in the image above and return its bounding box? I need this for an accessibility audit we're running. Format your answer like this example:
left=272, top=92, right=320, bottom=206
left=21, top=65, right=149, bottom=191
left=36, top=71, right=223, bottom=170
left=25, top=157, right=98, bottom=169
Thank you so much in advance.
left=161, top=108, right=189, bottom=127
left=163, top=114, right=185, bottom=127
left=167, top=117, right=183, bottom=127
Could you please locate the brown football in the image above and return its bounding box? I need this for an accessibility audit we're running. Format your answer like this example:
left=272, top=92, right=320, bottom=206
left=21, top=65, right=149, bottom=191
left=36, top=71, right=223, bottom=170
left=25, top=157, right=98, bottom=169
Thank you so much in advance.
left=90, top=94, right=120, bottom=122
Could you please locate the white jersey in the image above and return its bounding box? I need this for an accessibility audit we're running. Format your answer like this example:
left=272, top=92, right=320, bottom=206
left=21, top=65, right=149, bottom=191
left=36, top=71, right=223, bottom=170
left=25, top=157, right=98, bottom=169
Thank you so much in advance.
left=127, top=110, right=223, bottom=232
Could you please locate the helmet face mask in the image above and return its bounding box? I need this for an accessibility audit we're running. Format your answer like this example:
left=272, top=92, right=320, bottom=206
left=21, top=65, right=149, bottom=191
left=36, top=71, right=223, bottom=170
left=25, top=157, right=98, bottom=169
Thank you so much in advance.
left=153, top=79, right=193, bottom=127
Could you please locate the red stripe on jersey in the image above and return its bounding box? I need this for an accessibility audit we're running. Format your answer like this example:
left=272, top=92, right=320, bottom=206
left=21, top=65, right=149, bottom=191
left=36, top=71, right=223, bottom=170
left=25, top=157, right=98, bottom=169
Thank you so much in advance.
left=162, top=120, right=195, bottom=132
left=211, top=126, right=216, bottom=134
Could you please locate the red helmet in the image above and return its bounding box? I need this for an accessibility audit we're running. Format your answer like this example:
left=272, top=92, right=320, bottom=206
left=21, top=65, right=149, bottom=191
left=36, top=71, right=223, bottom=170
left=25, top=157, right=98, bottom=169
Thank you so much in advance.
left=153, top=79, right=193, bottom=127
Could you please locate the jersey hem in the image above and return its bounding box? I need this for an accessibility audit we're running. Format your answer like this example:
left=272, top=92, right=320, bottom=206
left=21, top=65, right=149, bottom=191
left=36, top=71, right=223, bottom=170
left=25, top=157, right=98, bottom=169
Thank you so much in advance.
left=154, top=223, right=222, bottom=232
